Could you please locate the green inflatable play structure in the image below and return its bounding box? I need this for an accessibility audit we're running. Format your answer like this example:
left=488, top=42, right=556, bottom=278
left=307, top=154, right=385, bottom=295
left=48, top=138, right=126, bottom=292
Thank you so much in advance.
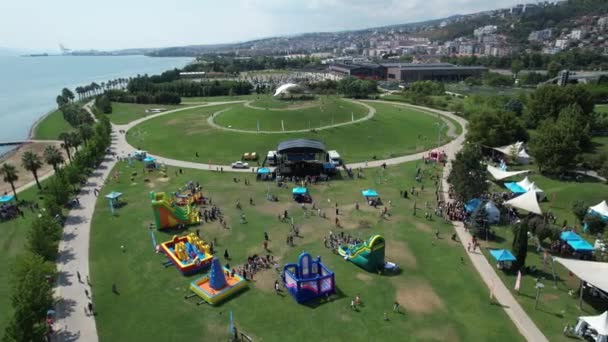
left=337, top=235, right=385, bottom=272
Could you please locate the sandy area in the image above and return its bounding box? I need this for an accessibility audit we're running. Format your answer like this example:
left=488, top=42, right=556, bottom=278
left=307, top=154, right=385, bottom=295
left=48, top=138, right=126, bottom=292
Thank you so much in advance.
left=0, top=142, right=67, bottom=194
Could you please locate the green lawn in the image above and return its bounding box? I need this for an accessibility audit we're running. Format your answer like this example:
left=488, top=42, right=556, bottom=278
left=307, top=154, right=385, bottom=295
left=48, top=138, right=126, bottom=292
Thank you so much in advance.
left=32, top=109, right=73, bottom=140
left=215, top=98, right=367, bottom=131
left=248, top=95, right=319, bottom=109
left=109, top=102, right=183, bottom=125
left=0, top=185, right=48, bottom=333
left=591, top=136, right=608, bottom=155
left=595, top=104, right=608, bottom=113
left=127, top=102, right=450, bottom=164
left=89, top=160, right=523, bottom=341
left=445, top=84, right=532, bottom=97
left=181, top=94, right=259, bottom=103
left=482, top=172, right=608, bottom=341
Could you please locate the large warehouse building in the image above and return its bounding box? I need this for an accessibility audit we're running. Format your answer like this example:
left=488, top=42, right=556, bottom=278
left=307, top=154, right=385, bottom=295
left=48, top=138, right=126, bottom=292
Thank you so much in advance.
left=328, top=62, right=487, bottom=83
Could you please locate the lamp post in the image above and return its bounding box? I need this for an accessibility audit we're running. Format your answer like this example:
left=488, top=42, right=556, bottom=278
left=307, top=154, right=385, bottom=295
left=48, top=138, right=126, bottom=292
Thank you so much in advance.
left=534, top=281, right=545, bottom=310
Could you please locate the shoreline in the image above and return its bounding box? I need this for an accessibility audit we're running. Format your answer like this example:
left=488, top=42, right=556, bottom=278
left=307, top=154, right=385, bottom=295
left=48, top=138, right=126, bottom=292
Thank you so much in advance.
left=28, top=106, right=58, bottom=140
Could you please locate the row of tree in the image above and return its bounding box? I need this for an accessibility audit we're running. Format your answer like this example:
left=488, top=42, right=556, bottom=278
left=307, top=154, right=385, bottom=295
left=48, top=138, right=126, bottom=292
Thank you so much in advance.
left=127, top=77, right=253, bottom=98
left=182, top=55, right=324, bottom=74
left=103, top=89, right=181, bottom=105
left=336, top=77, right=377, bottom=98
left=1, top=112, right=112, bottom=341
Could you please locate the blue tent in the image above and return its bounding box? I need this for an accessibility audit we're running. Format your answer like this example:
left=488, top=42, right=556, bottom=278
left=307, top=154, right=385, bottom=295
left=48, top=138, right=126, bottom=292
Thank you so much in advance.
left=504, top=182, right=527, bottom=194
left=0, top=194, right=15, bottom=203
left=257, top=167, right=270, bottom=174
left=567, top=239, right=595, bottom=252
left=464, top=198, right=482, bottom=213
left=105, top=191, right=123, bottom=215
left=489, top=249, right=517, bottom=262
left=143, top=156, right=156, bottom=163
left=560, top=231, right=582, bottom=242
left=323, top=162, right=336, bottom=170
left=361, top=189, right=379, bottom=197
left=292, top=187, right=307, bottom=195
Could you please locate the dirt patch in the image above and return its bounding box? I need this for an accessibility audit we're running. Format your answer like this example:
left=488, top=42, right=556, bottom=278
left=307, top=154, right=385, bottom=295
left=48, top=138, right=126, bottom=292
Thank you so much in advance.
left=386, top=241, right=417, bottom=269
left=145, top=182, right=156, bottom=188
left=0, top=141, right=67, bottom=194
left=340, top=313, right=352, bottom=322
left=251, top=269, right=279, bottom=293
left=156, top=177, right=169, bottom=182
left=414, top=221, right=433, bottom=233
left=394, top=280, right=445, bottom=314
left=356, top=273, right=373, bottom=282
left=544, top=293, right=559, bottom=301
left=166, top=118, right=180, bottom=125
left=414, top=326, right=459, bottom=342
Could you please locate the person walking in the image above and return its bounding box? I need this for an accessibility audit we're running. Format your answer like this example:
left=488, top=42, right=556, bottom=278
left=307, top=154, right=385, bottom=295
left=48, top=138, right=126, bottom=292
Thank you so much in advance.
left=274, top=280, right=281, bottom=294
left=264, top=232, right=269, bottom=241
left=393, top=301, right=400, bottom=313
left=224, top=249, right=230, bottom=260
left=77, top=271, right=82, bottom=283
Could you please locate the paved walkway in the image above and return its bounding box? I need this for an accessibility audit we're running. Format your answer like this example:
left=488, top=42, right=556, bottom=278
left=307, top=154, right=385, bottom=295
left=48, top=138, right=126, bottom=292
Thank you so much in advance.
left=52, top=103, right=113, bottom=342
left=206, top=99, right=376, bottom=134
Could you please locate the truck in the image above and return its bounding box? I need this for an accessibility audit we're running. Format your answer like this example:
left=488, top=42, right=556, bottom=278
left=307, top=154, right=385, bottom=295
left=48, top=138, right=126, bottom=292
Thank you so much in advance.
left=328, top=150, right=341, bottom=166
left=267, top=151, right=278, bottom=166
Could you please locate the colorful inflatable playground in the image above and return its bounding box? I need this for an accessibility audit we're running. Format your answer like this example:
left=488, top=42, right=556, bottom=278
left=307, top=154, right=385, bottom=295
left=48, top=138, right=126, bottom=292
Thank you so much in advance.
left=150, top=191, right=200, bottom=229
left=283, top=252, right=335, bottom=304
left=190, top=258, right=247, bottom=305
left=338, top=235, right=387, bottom=273
left=160, top=233, right=214, bottom=275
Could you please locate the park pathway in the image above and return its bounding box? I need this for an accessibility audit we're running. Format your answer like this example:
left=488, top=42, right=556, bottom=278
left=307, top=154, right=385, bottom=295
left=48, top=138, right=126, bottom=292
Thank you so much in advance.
left=52, top=131, right=120, bottom=342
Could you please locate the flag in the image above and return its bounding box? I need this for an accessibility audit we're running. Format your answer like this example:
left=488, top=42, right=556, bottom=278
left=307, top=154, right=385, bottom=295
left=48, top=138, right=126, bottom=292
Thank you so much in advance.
left=514, top=271, right=522, bottom=292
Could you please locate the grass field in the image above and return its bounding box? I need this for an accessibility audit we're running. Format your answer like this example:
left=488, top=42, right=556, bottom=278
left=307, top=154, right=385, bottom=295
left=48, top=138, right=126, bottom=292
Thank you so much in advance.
left=482, top=172, right=608, bottom=341
left=247, top=95, right=319, bottom=109
left=215, top=98, right=367, bottom=131
left=445, top=84, right=532, bottom=97
left=127, top=101, right=449, bottom=164
left=109, top=102, right=183, bottom=125
left=32, top=109, right=73, bottom=140
left=595, top=104, right=608, bottom=113
left=0, top=185, right=48, bottom=333
left=89, top=160, right=523, bottom=341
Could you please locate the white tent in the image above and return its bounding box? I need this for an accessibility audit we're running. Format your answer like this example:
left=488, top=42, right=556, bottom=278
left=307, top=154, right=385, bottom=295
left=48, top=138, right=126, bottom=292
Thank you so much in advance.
left=517, top=149, right=531, bottom=165
left=576, top=311, right=608, bottom=342
left=517, top=176, right=533, bottom=190
left=274, top=83, right=298, bottom=96
left=484, top=201, right=500, bottom=224
left=590, top=200, right=608, bottom=218
left=493, top=141, right=524, bottom=156
left=554, top=258, right=608, bottom=293
left=527, top=182, right=546, bottom=201
left=505, top=190, right=542, bottom=215
left=486, top=165, right=531, bottom=181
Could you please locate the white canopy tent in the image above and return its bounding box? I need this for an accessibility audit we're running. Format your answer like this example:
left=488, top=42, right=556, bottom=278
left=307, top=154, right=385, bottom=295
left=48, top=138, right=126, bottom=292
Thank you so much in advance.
left=486, top=165, right=531, bottom=181
left=528, top=182, right=546, bottom=201
left=517, top=176, right=533, bottom=190
left=505, top=190, right=542, bottom=215
left=493, top=141, right=524, bottom=156
left=517, top=149, right=531, bottom=164
left=575, top=311, right=608, bottom=342
left=554, top=258, right=608, bottom=294
left=484, top=201, right=500, bottom=224
left=590, top=201, right=608, bottom=218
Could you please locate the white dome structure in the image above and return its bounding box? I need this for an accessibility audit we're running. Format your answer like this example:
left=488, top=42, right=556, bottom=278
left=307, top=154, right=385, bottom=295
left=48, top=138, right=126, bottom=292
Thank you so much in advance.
left=274, top=83, right=298, bottom=97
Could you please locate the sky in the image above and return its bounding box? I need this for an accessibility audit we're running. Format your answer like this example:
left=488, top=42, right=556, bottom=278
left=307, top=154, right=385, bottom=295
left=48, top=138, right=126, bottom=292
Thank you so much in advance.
left=0, top=0, right=530, bottom=51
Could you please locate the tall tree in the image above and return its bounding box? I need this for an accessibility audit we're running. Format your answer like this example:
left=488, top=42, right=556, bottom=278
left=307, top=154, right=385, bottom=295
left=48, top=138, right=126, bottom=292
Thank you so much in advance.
left=56, top=95, right=68, bottom=108
left=466, top=111, right=529, bottom=147
left=43, top=145, right=64, bottom=173
left=78, top=124, right=94, bottom=146
left=61, top=88, right=75, bottom=102
left=525, top=85, right=594, bottom=128
left=512, top=219, right=530, bottom=271
left=58, top=132, right=72, bottom=162
left=511, top=59, right=525, bottom=77
left=27, top=213, right=62, bottom=261
left=0, top=163, right=19, bottom=201
left=69, top=132, right=82, bottom=151
left=3, top=253, right=56, bottom=342
left=447, top=143, right=488, bottom=201
left=21, top=151, right=43, bottom=190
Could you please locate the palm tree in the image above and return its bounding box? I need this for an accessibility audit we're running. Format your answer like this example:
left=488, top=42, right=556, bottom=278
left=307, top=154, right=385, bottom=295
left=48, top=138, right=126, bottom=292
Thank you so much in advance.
left=21, top=151, right=43, bottom=190
left=58, top=132, right=72, bottom=162
left=69, top=132, right=82, bottom=152
left=0, top=163, right=19, bottom=201
left=78, top=124, right=94, bottom=146
left=43, top=145, right=64, bottom=173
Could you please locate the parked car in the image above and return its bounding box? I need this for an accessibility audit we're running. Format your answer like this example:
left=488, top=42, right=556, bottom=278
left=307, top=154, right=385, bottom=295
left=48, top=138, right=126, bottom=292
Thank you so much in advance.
left=231, top=161, right=249, bottom=169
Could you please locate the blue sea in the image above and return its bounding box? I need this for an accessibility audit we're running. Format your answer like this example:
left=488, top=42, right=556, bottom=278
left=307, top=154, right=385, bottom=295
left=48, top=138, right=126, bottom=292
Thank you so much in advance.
left=0, top=55, right=192, bottom=154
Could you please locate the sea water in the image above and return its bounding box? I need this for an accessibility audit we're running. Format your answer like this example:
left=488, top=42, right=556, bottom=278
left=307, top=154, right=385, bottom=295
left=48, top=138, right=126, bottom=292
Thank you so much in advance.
left=0, top=55, right=192, bottom=155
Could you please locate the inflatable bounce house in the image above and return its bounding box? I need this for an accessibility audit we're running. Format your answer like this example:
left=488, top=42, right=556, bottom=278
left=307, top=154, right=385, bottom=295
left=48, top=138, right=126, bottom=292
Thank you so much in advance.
left=160, top=233, right=214, bottom=275
left=338, top=235, right=386, bottom=272
left=190, top=258, right=247, bottom=305
left=150, top=191, right=200, bottom=230
left=283, top=252, right=335, bottom=304
left=173, top=181, right=206, bottom=206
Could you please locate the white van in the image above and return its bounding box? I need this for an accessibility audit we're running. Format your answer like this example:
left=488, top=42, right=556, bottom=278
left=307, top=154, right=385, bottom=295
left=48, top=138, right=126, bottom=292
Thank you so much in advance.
left=328, top=150, right=341, bottom=166
left=267, top=151, right=278, bottom=165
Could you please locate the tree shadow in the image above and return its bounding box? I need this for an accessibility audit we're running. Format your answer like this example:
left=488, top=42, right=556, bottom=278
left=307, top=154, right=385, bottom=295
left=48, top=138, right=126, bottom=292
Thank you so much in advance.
left=62, top=231, right=77, bottom=242
left=57, top=248, right=76, bottom=265
left=54, top=329, right=81, bottom=342
left=55, top=297, right=77, bottom=319
left=97, top=164, right=108, bottom=170
left=56, top=271, right=73, bottom=287
left=64, top=215, right=87, bottom=225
